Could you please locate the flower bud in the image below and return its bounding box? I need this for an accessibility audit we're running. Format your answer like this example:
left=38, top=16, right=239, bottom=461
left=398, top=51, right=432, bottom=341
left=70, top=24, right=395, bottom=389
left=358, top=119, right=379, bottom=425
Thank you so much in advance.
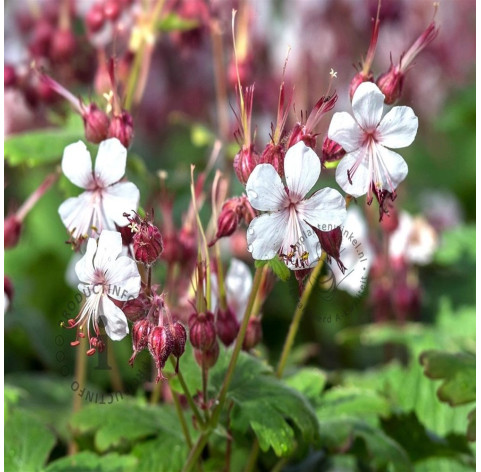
left=315, top=226, right=345, bottom=273
left=170, top=322, right=187, bottom=372
left=188, top=311, right=216, bottom=351
left=321, top=137, right=346, bottom=165
left=370, top=283, right=391, bottom=323
left=242, top=316, right=262, bottom=351
left=376, top=66, right=403, bottom=105
left=86, top=4, right=106, bottom=34
left=148, top=325, right=174, bottom=382
left=129, top=319, right=151, bottom=365
left=349, top=73, right=373, bottom=101
left=216, top=307, right=239, bottom=347
left=233, top=144, right=259, bottom=186
left=380, top=202, right=399, bottom=234
left=132, top=221, right=163, bottom=265
left=259, top=143, right=285, bottom=178
left=4, top=215, right=22, bottom=249
left=194, top=340, right=220, bottom=369
left=211, top=199, right=240, bottom=244
left=287, top=123, right=316, bottom=150
left=122, top=293, right=150, bottom=322
left=4, top=276, right=14, bottom=312
left=50, top=28, right=76, bottom=63
left=104, top=0, right=122, bottom=21
left=4, top=65, right=16, bottom=88
left=82, top=104, right=110, bottom=144
left=393, top=283, right=420, bottom=322
left=108, top=110, right=134, bottom=148
left=29, top=20, right=53, bottom=57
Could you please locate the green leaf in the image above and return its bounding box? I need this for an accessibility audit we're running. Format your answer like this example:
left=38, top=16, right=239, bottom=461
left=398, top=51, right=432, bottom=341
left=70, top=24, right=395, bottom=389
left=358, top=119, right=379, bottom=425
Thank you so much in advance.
left=285, top=367, right=327, bottom=402
left=419, top=350, right=476, bottom=406
left=5, top=115, right=84, bottom=167
left=45, top=451, right=137, bottom=472
left=434, top=225, right=476, bottom=266
left=466, top=408, right=475, bottom=441
left=131, top=437, right=189, bottom=472
left=71, top=399, right=184, bottom=452
left=380, top=412, right=475, bottom=466
left=157, top=13, right=199, bottom=32
left=5, top=408, right=57, bottom=472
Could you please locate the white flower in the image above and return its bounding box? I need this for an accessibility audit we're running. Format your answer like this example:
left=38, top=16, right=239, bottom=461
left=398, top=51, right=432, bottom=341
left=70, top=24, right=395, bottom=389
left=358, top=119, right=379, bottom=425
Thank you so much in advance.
left=328, top=82, right=418, bottom=201
left=389, top=212, right=438, bottom=265
left=245, top=141, right=346, bottom=270
left=58, top=138, right=140, bottom=240
left=328, top=206, right=373, bottom=296
left=69, top=230, right=141, bottom=350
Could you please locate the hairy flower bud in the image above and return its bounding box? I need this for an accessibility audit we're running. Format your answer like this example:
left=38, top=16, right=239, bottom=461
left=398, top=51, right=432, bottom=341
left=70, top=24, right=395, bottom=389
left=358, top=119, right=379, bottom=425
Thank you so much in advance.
left=349, top=73, right=373, bottom=102
left=108, top=110, right=134, bottom=148
left=129, top=319, right=151, bottom=366
left=194, top=340, right=220, bottom=369
left=148, top=325, right=174, bottom=382
left=315, top=226, right=345, bottom=273
left=216, top=307, right=239, bottom=347
left=188, top=311, right=216, bottom=351
left=211, top=199, right=241, bottom=246
left=287, top=123, right=317, bottom=150
left=376, top=66, right=403, bottom=105
left=133, top=222, right=163, bottom=265
left=122, top=293, right=150, bottom=322
left=233, top=144, right=259, bottom=186
left=170, top=322, right=187, bottom=372
left=259, top=143, right=285, bottom=178
left=4, top=215, right=22, bottom=249
left=321, top=137, right=346, bottom=165
left=242, top=316, right=262, bottom=351
left=82, top=104, right=110, bottom=144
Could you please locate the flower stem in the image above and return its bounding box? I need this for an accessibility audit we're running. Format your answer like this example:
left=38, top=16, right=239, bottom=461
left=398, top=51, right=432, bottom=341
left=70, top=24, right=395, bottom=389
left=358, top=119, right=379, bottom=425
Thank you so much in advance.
left=276, top=253, right=327, bottom=378
left=172, top=388, right=193, bottom=448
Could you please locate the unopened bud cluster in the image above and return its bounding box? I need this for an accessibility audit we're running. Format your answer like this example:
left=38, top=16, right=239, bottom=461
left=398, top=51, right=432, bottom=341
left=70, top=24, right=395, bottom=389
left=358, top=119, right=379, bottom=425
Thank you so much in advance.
left=124, top=212, right=163, bottom=265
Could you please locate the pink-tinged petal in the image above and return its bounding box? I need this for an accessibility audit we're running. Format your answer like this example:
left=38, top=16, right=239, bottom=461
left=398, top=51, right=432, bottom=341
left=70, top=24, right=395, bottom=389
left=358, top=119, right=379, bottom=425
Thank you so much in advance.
left=284, top=142, right=321, bottom=201
left=93, top=230, right=123, bottom=271
left=62, top=141, right=94, bottom=189
left=226, top=259, right=253, bottom=321
left=352, top=82, right=385, bottom=131
left=297, top=188, right=346, bottom=231
left=101, top=182, right=140, bottom=227
left=75, top=238, right=97, bottom=284
left=94, top=138, right=127, bottom=187
left=98, top=295, right=129, bottom=341
left=327, top=112, right=363, bottom=152
left=377, top=106, right=418, bottom=149
left=106, top=256, right=141, bottom=301
left=376, top=146, right=408, bottom=191
left=246, top=211, right=289, bottom=260
left=58, top=192, right=97, bottom=239
left=246, top=164, right=288, bottom=211
left=335, top=150, right=371, bottom=197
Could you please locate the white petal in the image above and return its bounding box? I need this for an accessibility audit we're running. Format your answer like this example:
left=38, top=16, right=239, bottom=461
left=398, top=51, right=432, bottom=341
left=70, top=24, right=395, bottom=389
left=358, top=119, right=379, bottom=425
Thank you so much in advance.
left=226, top=259, right=253, bottom=321
left=98, top=295, right=129, bottom=341
left=62, top=141, right=94, bottom=189
left=246, top=211, right=289, bottom=260
left=352, top=82, right=385, bottom=131
left=245, top=164, right=288, bottom=211
left=75, top=238, right=97, bottom=284
left=335, top=150, right=371, bottom=197
left=106, top=256, right=141, bottom=301
left=94, top=138, right=127, bottom=187
left=284, top=142, right=320, bottom=201
left=327, top=112, right=363, bottom=152
left=281, top=218, right=322, bottom=270
left=93, top=230, right=123, bottom=272
left=377, top=106, right=418, bottom=149
left=376, top=146, right=408, bottom=191
left=58, top=192, right=97, bottom=239
left=101, top=182, right=140, bottom=227
left=297, top=188, right=346, bottom=231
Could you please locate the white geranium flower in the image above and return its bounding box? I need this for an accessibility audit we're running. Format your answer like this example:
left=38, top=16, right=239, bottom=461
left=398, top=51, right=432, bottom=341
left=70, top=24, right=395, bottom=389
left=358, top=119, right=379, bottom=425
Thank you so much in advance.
left=58, top=138, right=140, bottom=240
left=328, top=82, right=418, bottom=204
left=389, top=212, right=438, bottom=265
left=67, top=230, right=141, bottom=353
left=245, top=141, right=346, bottom=270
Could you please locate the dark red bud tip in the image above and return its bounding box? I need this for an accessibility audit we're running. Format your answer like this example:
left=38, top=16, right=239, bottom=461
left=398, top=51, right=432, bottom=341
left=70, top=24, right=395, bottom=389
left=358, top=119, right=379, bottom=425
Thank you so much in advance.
left=189, top=311, right=216, bottom=351
left=83, top=104, right=110, bottom=144
left=349, top=72, right=374, bottom=101
left=321, top=137, right=346, bottom=165
left=194, top=341, right=220, bottom=369
left=376, top=67, right=403, bottom=105
left=50, top=29, right=76, bottom=63
left=315, top=226, right=345, bottom=273
left=132, top=319, right=152, bottom=353
left=108, top=111, right=134, bottom=148
left=148, top=326, right=174, bottom=370
left=4, top=215, right=22, bottom=249
left=242, top=317, right=262, bottom=351
left=259, top=143, right=285, bottom=178
left=123, top=294, right=149, bottom=322
left=170, top=322, right=187, bottom=360
left=233, top=145, right=259, bottom=186
left=216, top=307, right=239, bottom=347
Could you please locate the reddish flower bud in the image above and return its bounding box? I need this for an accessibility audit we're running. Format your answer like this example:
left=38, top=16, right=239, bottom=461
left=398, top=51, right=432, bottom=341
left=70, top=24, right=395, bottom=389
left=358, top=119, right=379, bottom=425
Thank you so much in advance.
left=188, top=311, right=216, bottom=351
left=287, top=123, right=317, bottom=150
left=129, top=319, right=151, bottom=365
left=259, top=143, right=285, bottom=178
left=380, top=202, right=400, bottom=234
left=50, top=28, right=76, bottom=63
left=117, top=223, right=135, bottom=246
left=321, top=137, right=346, bottom=165
left=4, top=215, right=22, bottom=249
left=194, top=340, right=220, bottom=369
left=349, top=73, right=374, bottom=102
left=86, top=4, right=106, bottom=34
left=148, top=325, right=174, bottom=382
left=242, top=316, right=262, bottom=351
left=315, top=226, right=345, bottom=273
left=170, top=322, right=187, bottom=372
left=233, top=144, right=259, bottom=186
left=376, top=66, right=403, bottom=105
left=29, top=20, right=53, bottom=57
left=122, top=293, right=150, bottom=322
left=216, top=307, right=239, bottom=347
left=82, top=104, right=110, bottom=144
left=108, top=110, right=134, bottom=148
left=104, top=0, right=122, bottom=21
left=370, top=283, right=391, bottom=323
left=4, top=276, right=14, bottom=311
left=4, top=65, right=16, bottom=88
left=393, top=283, right=421, bottom=322
left=211, top=200, right=241, bottom=245
left=133, top=223, right=163, bottom=266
